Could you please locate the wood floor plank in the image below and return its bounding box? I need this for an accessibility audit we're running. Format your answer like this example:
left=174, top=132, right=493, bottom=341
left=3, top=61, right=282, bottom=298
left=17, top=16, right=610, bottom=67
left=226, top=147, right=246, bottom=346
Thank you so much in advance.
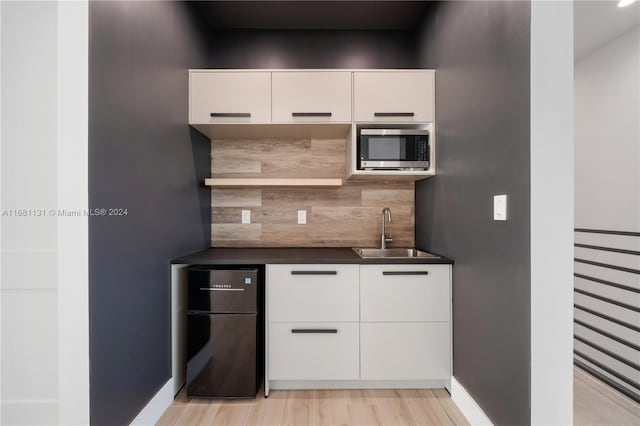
left=574, top=367, right=640, bottom=426
left=362, top=389, right=417, bottom=426
left=315, top=389, right=350, bottom=426
left=346, top=403, right=383, bottom=426
left=244, top=390, right=286, bottom=426
left=431, top=389, right=470, bottom=426
left=156, top=406, right=187, bottom=426
left=207, top=401, right=253, bottom=426
left=401, top=389, right=455, bottom=426
left=575, top=367, right=640, bottom=417
left=280, top=390, right=315, bottom=426
left=342, top=389, right=367, bottom=404
left=173, top=399, right=222, bottom=426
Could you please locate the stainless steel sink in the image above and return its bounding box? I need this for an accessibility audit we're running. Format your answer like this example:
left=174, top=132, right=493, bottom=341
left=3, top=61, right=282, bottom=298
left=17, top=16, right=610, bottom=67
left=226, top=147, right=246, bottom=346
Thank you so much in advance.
left=352, top=248, right=441, bottom=259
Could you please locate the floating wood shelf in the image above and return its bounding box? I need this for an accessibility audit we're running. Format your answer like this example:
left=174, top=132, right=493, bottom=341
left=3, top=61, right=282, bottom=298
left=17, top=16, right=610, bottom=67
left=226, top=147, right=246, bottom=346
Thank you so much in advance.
left=192, top=123, right=352, bottom=140
left=204, top=178, right=343, bottom=188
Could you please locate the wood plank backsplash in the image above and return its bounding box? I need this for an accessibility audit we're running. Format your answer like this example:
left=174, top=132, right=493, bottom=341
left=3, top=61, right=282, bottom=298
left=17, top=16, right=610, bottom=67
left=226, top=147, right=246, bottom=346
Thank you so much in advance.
left=210, top=138, right=415, bottom=247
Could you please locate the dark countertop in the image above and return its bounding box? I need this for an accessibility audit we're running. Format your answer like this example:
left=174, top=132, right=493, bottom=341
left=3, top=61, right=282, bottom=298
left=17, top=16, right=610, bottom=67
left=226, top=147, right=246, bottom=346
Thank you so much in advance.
left=171, top=247, right=454, bottom=265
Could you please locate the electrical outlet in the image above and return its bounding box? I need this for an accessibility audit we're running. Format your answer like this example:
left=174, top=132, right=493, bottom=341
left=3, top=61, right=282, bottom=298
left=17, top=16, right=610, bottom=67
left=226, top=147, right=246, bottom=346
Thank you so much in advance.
left=241, top=210, right=251, bottom=224
left=493, top=195, right=507, bottom=221
left=297, top=210, right=307, bottom=225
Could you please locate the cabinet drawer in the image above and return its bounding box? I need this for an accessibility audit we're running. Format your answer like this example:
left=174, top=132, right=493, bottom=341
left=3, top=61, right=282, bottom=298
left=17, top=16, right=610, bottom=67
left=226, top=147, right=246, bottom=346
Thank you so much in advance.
left=267, top=264, right=359, bottom=322
left=353, top=71, right=434, bottom=122
left=272, top=72, right=352, bottom=123
left=189, top=72, right=271, bottom=124
left=360, top=322, right=450, bottom=380
left=360, top=264, right=450, bottom=322
left=269, top=322, right=359, bottom=380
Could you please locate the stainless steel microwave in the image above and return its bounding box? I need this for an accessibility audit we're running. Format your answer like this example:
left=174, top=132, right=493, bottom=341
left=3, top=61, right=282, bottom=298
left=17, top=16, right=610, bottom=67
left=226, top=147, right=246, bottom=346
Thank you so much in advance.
left=358, top=128, right=430, bottom=170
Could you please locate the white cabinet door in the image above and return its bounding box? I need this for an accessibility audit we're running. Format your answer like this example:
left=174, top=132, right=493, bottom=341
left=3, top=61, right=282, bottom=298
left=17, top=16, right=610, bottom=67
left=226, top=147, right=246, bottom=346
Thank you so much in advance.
left=360, top=322, right=450, bottom=380
left=353, top=71, right=435, bottom=122
left=272, top=72, right=352, bottom=123
left=189, top=71, right=271, bottom=124
left=360, top=264, right=450, bottom=322
left=269, top=322, right=359, bottom=380
left=267, top=264, right=359, bottom=322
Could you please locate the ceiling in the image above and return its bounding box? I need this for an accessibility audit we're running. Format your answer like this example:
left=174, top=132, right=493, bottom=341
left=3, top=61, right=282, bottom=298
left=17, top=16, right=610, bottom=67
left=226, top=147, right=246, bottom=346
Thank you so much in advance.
left=574, top=0, right=640, bottom=59
left=188, top=1, right=432, bottom=30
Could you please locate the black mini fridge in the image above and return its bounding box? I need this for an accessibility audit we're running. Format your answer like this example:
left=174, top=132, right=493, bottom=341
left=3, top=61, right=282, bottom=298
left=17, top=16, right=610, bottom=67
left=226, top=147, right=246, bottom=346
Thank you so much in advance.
left=186, top=268, right=259, bottom=398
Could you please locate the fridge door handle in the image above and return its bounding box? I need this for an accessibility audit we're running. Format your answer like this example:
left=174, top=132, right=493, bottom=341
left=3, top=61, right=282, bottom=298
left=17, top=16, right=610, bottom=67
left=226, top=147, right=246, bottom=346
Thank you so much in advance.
left=199, top=287, right=245, bottom=292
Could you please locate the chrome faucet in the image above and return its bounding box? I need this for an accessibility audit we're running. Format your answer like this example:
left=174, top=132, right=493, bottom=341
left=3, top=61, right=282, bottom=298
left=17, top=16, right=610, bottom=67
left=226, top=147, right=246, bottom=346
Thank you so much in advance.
left=380, top=208, right=392, bottom=249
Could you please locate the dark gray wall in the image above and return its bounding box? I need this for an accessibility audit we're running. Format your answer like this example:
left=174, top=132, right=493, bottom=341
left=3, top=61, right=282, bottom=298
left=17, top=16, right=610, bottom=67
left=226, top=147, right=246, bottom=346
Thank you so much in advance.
left=89, top=2, right=210, bottom=424
left=202, top=29, right=418, bottom=69
left=415, top=2, right=531, bottom=425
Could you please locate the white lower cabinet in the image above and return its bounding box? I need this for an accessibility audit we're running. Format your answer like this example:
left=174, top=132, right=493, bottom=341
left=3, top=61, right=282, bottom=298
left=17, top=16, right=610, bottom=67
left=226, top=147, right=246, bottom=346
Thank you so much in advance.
left=360, top=322, right=450, bottom=380
left=269, top=322, right=359, bottom=380
left=267, top=264, right=359, bottom=322
left=266, top=263, right=451, bottom=392
left=359, top=264, right=451, bottom=382
left=360, top=264, right=450, bottom=322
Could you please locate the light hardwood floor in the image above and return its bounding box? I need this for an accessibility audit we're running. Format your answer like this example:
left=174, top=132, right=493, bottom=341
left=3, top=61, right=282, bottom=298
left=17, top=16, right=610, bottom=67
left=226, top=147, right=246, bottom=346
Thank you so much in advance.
left=574, top=367, right=640, bottom=426
left=158, top=367, right=640, bottom=426
left=157, top=388, right=469, bottom=426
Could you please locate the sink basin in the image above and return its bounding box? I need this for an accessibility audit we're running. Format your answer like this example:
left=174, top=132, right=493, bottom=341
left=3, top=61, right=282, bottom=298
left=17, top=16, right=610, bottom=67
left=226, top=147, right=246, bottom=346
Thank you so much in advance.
left=352, top=248, right=441, bottom=259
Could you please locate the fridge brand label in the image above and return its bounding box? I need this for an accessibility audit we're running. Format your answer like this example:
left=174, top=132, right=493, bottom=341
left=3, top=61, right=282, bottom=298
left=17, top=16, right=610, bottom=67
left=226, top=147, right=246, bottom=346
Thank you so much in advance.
left=210, top=284, right=231, bottom=288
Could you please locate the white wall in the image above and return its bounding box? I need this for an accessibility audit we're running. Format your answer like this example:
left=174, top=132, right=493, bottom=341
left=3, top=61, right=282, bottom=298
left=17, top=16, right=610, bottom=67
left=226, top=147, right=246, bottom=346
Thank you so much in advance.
left=530, top=1, right=574, bottom=425
left=56, top=2, right=89, bottom=424
left=0, top=1, right=89, bottom=424
left=575, top=26, right=640, bottom=232
left=574, top=25, right=640, bottom=395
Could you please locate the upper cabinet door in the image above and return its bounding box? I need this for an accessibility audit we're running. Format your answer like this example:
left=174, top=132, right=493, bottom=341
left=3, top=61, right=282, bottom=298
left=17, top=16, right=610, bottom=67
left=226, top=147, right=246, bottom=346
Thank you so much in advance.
left=189, top=71, right=271, bottom=124
left=353, top=71, right=434, bottom=122
left=272, top=72, right=352, bottom=123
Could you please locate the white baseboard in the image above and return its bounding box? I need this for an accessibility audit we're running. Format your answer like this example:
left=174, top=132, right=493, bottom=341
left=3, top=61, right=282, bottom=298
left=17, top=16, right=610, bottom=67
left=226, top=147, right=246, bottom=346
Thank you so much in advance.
left=130, top=378, right=174, bottom=426
left=451, top=377, right=493, bottom=426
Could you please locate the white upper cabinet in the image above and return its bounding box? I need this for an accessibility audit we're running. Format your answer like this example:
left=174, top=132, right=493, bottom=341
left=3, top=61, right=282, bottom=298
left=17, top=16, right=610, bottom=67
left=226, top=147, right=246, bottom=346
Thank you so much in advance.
left=353, top=71, right=435, bottom=122
left=272, top=72, right=352, bottom=123
left=189, top=71, right=271, bottom=124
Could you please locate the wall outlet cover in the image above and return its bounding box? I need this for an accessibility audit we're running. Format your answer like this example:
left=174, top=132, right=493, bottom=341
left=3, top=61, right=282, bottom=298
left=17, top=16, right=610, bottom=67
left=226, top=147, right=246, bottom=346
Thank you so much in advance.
left=493, top=195, right=507, bottom=221
left=297, top=210, right=307, bottom=225
left=241, top=210, right=251, bottom=224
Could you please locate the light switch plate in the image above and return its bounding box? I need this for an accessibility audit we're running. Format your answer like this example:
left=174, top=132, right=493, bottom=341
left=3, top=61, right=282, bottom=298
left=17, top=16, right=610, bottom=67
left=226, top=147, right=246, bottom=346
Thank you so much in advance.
left=297, top=210, right=307, bottom=225
left=494, top=195, right=507, bottom=221
left=241, top=210, right=251, bottom=224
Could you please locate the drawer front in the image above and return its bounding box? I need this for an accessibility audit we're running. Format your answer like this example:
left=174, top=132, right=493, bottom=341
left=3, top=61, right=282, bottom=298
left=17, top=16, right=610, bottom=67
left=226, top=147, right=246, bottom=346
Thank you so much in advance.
left=269, top=322, right=359, bottom=380
left=353, top=71, right=434, bottom=122
left=272, top=72, right=352, bottom=122
left=189, top=72, right=271, bottom=124
left=360, top=264, right=450, bottom=322
left=360, top=322, right=450, bottom=380
left=267, top=264, right=359, bottom=322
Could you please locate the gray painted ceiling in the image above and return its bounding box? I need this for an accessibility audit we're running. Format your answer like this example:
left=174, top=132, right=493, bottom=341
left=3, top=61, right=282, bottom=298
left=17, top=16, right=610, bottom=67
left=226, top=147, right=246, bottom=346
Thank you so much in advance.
left=188, top=1, right=432, bottom=30
left=574, top=0, right=640, bottom=59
